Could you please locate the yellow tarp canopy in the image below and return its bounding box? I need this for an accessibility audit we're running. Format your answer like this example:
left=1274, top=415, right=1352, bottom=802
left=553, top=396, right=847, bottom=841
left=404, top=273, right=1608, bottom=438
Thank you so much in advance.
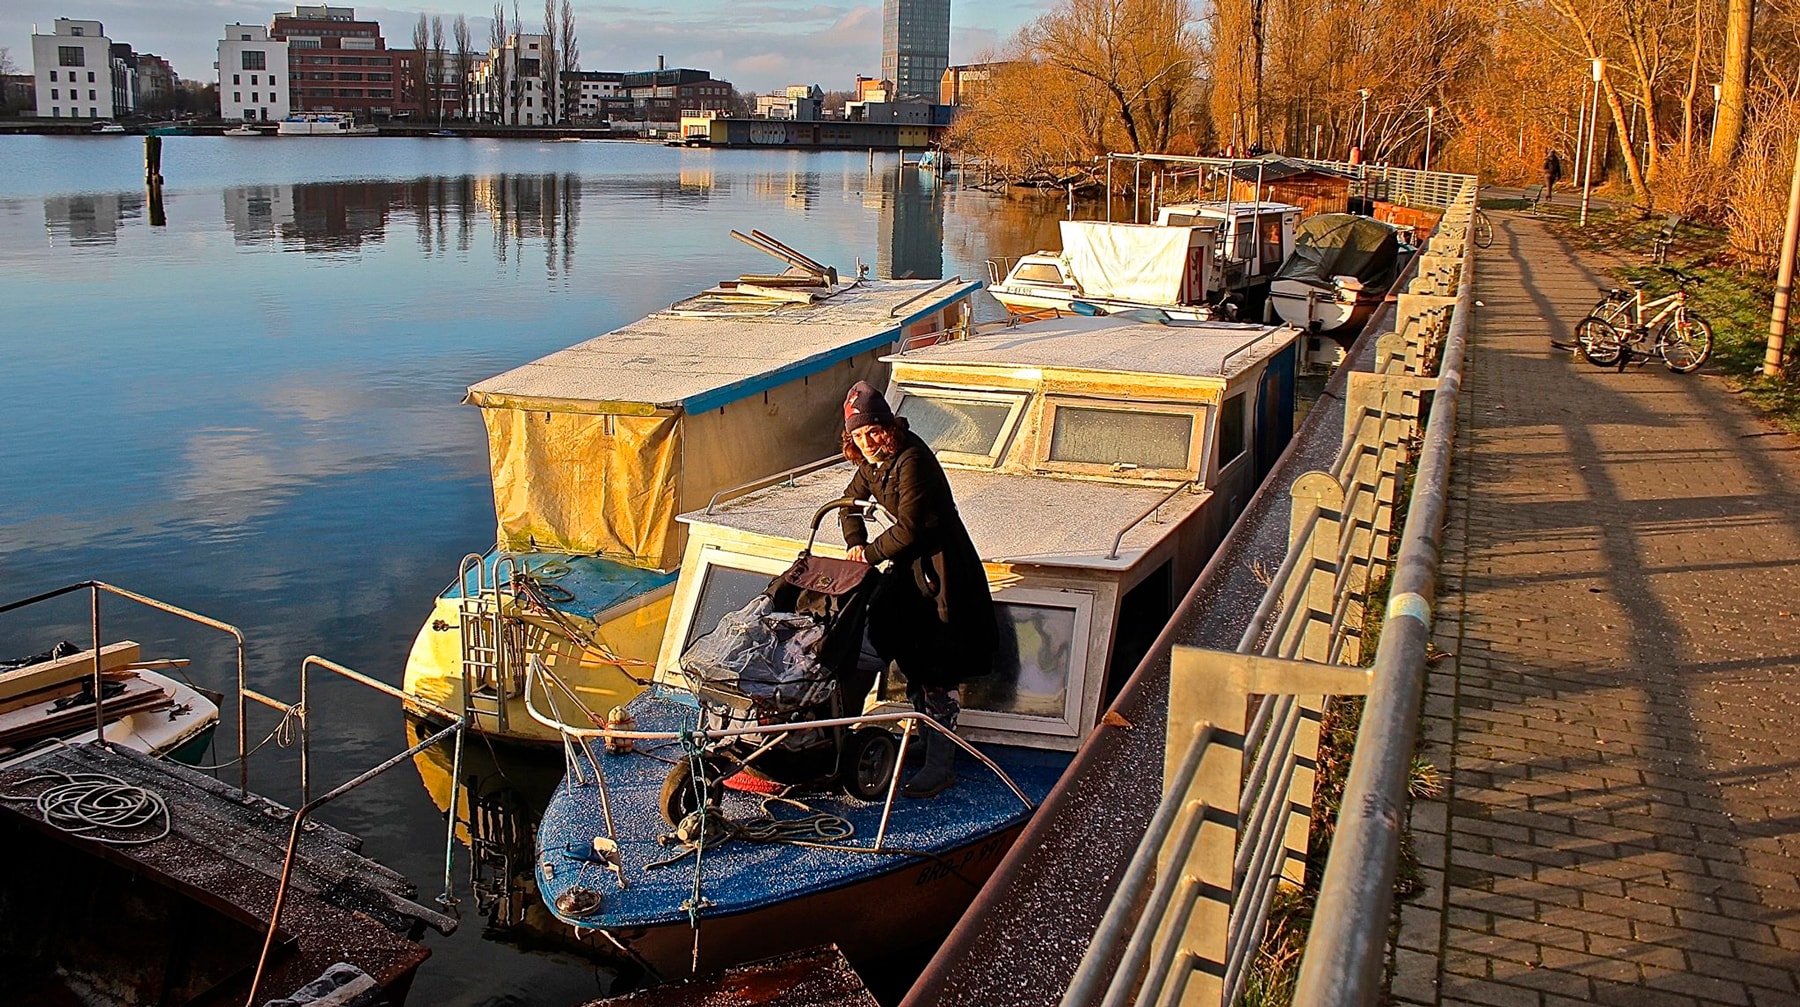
left=483, top=408, right=682, bottom=569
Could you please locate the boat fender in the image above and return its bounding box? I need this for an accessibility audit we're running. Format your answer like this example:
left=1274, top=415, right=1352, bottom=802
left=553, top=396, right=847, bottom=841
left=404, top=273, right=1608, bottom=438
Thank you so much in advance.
left=605, top=706, right=635, bottom=754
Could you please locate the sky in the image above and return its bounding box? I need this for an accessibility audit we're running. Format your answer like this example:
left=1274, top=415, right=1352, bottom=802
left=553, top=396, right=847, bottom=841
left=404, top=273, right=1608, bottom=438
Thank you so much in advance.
left=2, top=0, right=1047, bottom=93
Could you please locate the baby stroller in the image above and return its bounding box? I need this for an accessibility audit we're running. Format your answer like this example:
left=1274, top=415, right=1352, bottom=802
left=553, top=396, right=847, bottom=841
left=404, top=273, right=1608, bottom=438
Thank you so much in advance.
left=660, top=498, right=899, bottom=827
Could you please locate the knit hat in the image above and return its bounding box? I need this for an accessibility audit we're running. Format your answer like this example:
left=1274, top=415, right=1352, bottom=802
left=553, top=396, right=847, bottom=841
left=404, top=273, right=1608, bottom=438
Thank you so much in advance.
left=842, top=380, right=894, bottom=434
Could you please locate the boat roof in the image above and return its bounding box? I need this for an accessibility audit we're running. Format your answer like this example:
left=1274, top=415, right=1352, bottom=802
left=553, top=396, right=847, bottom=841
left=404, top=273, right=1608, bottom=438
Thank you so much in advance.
left=889, top=316, right=1300, bottom=382
left=465, top=277, right=982, bottom=416
left=686, top=464, right=1211, bottom=572
left=1162, top=200, right=1303, bottom=216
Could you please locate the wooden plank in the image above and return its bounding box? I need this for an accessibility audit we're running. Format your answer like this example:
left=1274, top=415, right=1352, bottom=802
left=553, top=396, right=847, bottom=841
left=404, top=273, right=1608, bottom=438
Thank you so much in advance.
left=0, top=678, right=171, bottom=746
left=0, top=642, right=139, bottom=702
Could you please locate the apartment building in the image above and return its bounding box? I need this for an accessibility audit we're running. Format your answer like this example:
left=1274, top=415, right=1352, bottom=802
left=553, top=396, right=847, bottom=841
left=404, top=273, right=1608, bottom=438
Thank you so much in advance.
left=269, top=5, right=406, bottom=118
left=218, top=24, right=290, bottom=122
left=32, top=19, right=128, bottom=119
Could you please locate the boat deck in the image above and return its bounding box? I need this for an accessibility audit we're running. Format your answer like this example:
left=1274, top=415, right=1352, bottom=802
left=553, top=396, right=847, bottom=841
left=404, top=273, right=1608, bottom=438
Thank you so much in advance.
left=0, top=742, right=441, bottom=1002
left=443, top=549, right=678, bottom=620
left=537, top=691, right=1068, bottom=930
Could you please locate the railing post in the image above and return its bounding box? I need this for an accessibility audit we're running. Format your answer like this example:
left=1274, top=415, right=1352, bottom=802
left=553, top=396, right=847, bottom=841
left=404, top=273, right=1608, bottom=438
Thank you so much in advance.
left=1163, top=647, right=1249, bottom=1006
left=1288, top=472, right=1343, bottom=663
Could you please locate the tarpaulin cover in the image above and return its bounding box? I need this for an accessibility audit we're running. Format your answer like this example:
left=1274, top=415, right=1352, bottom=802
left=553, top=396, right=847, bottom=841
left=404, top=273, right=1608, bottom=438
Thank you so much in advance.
left=1060, top=220, right=1210, bottom=305
left=483, top=408, right=682, bottom=568
left=1272, top=213, right=1401, bottom=289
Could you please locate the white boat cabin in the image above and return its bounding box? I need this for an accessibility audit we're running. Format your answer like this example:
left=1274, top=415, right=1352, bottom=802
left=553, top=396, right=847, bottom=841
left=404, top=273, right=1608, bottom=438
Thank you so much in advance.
left=653, top=316, right=1303, bottom=751
left=1156, top=200, right=1302, bottom=291
left=987, top=220, right=1219, bottom=320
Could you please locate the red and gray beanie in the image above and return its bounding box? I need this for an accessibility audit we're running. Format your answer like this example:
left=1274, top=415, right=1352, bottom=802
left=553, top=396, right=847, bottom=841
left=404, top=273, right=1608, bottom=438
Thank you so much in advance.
left=843, top=381, right=894, bottom=434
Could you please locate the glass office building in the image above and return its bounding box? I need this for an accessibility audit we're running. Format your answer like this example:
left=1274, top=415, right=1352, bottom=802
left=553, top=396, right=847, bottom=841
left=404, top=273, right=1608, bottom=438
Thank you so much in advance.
left=881, top=0, right=950, bottom=101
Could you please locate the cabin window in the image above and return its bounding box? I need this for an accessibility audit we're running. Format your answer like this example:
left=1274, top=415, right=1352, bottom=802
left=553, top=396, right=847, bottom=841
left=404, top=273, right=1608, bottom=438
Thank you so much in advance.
left=681, top=565, right=774, bottom=650
left=1217, top=392, right=1247, bottom=470
left=1163, top=212, right=1196, bottom=226
left=958, top=588, right=1094, bottom=738
left=895, top=387, right=1026, bottom=466
left=1260, top=217, right=1285, bottom=269
left=1048, top=405, right=1194, bottom=472
left=1012, top=262, right=1069, bottom=286
left=1233, top=219, right=1254, bottom=261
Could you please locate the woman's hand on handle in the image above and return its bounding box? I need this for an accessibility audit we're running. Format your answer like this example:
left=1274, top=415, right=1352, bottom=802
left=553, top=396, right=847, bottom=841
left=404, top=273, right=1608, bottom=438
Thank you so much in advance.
left=846, top=545, right=868, bottom=564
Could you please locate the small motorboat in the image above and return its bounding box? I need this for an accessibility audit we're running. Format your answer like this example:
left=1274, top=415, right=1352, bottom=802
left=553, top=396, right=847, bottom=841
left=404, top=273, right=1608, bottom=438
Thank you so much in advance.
left=222, top=124, right=265, bottom=137
left=1268, top=213, right=1403, bottom=335
left=527, top=314, right=1306, bottom=979
left=0, top=641, right=218, bottom=767
left=90, top=122, right=126, bottom=134
left=987, top=219, right=1220, bottom=320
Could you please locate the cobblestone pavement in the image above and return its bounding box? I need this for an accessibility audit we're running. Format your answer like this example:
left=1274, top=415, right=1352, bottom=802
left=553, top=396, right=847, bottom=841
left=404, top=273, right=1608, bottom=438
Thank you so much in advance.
left=1394, top=212, right=1800, bottom=1007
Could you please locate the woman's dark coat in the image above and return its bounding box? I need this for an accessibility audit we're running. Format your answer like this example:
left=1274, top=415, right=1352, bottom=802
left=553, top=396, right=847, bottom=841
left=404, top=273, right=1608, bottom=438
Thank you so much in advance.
left=841, top=431, right=997, bottom=688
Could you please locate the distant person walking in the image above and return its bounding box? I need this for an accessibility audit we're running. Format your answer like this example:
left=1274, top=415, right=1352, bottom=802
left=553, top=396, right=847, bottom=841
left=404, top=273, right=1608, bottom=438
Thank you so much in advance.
left=1544, top=149, right=1564, bottom=196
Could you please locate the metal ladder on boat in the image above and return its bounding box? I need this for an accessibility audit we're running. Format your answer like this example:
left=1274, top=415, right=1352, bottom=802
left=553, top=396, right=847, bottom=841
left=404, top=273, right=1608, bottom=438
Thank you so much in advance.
left=456, top=554, right=527, bottom=735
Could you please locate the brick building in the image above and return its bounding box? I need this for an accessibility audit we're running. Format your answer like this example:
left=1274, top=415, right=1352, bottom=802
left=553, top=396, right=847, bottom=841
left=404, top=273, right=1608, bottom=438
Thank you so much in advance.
left=269, top=5, right=410, bottom=118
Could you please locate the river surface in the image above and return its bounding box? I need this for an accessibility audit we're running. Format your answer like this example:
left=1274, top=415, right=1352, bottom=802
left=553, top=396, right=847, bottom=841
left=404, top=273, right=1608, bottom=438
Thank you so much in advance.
left=0, top=136, right=1069, bottom=1005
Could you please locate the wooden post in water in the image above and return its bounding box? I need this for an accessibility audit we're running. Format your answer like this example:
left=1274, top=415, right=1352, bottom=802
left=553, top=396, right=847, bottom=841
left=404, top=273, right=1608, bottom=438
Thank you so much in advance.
left=145, top=135, right=166, bottom=227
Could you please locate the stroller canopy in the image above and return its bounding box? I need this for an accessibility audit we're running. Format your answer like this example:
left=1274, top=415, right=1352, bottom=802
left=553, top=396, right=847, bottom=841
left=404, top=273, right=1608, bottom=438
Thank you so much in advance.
left=1273, top=213, right=1401, bottom=290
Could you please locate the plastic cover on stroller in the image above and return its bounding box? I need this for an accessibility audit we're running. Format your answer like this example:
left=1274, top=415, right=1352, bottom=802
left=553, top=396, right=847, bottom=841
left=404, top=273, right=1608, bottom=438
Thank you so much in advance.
left=678, top=594, right=837, bottom=716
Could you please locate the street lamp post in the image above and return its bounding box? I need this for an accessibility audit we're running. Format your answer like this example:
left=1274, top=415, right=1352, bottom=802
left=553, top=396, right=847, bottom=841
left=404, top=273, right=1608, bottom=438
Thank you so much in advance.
left=1357, top=88, right=1371, bottom=158
left=1580, top=58, right=1604, bottom=226
left=1424, top=105, right=1436, bottom=172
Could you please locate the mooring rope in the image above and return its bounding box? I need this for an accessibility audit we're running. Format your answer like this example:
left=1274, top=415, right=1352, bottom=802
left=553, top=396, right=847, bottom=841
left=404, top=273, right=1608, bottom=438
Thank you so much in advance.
left=1, top=769, right=171, bottom=845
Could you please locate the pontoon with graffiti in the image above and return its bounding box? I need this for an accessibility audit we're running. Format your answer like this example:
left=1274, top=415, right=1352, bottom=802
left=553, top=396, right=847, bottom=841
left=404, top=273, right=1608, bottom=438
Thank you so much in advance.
left=402, top=233, right=980, bottom=743
left=521, top=314, right=1303, bottom=977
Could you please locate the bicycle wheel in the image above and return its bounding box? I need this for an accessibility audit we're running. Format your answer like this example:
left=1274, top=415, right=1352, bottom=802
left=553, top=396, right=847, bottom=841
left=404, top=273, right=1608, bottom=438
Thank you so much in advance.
left=1660, top=312, right=1713, bottom=373
left=1473, top=211, right=1494, bottom=249
left=1587, top=291, right=1633, bottom=327
left=1576, top=315, right=1624, bottom=367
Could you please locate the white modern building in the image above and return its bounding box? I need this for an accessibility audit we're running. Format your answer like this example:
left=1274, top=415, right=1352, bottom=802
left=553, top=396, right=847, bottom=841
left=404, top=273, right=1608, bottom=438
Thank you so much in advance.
left=32, top=18, right=124, bottom=119
left=218, top=24, right=290, bottom=122
left=469, top=33, right=549, bottom=125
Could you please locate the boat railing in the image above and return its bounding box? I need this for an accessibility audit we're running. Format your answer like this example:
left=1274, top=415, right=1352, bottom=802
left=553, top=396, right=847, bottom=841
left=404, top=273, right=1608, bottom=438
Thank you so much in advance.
left=1050, top=178, right=1477, bottom=1007
left=705, top=454, right=844, bottom=515
left=888, top=275, right=966, bottom=318
left=520, top=658, right=1032, bottom=867
left=0, top=582, right=471, bottom=1004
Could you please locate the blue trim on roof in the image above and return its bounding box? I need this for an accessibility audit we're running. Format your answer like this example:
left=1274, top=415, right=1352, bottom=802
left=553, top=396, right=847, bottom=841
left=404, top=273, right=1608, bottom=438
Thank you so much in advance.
left=676, top=280, right=983, bottom=415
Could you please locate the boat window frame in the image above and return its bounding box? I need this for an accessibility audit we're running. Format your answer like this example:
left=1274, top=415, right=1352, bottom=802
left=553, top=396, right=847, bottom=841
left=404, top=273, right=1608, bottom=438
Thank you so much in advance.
left=1213, top=389, right=1250, bottom=479
left=958, top=586, right=1096, bottom=739
left=1008, top=258, right=1073, bottom=288
left=667, top=545, right=797, bottom=661
left=1034, top=393, right=1209, bottom=484
left=893, top=383, right=1029, bottom=468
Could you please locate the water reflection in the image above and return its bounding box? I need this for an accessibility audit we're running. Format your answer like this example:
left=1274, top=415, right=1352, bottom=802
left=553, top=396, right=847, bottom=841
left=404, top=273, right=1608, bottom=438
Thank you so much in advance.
left=44, top=192, right=145, bottom=245
left=877, top=167, right=944, bottom=281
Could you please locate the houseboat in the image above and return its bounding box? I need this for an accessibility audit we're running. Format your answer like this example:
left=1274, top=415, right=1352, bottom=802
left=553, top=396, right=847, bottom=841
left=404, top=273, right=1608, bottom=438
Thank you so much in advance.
left=1269, top=213, right=1404, bottom=335
left=402, top=237, right=981, bottom=744
left=524, top=314, right=1302, bottom=978
left=277, top=112, right=378, bottom=136
left=987, top=220, right=1219, bottom=320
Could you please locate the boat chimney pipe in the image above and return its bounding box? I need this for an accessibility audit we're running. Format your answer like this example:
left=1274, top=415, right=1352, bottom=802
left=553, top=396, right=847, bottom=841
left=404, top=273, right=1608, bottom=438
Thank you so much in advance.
left=658, top=54, right=665, bottom=71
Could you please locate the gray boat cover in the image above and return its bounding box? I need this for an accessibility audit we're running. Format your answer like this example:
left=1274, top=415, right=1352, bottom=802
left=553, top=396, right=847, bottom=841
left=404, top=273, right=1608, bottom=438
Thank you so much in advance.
left=1273, top=213, right=1400, bottom=289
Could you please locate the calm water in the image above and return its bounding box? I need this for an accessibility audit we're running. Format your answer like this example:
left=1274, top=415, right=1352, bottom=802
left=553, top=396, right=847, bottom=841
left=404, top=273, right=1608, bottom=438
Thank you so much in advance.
left=0, top=136, right=1067, bottom=1004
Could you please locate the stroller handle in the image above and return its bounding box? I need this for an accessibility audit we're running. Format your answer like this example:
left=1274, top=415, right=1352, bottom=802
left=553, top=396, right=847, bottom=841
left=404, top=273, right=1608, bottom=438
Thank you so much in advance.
left=804, top=497, right=884, bottom=554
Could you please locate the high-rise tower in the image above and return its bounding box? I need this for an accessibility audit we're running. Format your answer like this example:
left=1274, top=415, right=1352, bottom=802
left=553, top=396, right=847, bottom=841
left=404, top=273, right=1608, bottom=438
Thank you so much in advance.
left=881, top=0, right=950, bottom=102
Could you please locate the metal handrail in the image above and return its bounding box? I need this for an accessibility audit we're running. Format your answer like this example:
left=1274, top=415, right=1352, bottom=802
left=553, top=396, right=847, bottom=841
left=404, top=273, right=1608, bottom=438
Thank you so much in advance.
left=1290, top=185, right=1474, bottom=1007
left=705, top=453, right=842, bottom=514
left=888, top=275, right=966, bottom=318
left=1108, top=480, right=1197, bottom=559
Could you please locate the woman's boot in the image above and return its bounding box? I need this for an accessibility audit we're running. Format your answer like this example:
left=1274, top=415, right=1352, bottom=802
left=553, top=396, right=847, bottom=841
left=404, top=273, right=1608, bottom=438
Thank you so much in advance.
left=904, top=728, right=956, bottom=798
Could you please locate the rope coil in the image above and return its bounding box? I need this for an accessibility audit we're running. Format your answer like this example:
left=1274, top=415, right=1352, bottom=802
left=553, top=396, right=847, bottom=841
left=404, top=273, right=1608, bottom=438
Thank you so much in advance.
left=2, top=770, right=171, bottom=845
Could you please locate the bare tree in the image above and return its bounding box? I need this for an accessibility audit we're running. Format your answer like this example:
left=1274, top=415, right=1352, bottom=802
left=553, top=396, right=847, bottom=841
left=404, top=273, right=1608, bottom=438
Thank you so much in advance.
left=454, top=15, right=471, bottom=120
left=511, top=0, right=523, bottom=125
left=541, top=0, right=559, bottom=124
left=412, top=14, right=429, bottom=119
left=1026, top=0, right=1201, bottom=153
left=490, top=4, right=507, bottom=124
left=431, top=16, right=446, bottom=125
left=560, top=0, right=580, bottom=121
left=1712, top=0, right=1755, bottom=164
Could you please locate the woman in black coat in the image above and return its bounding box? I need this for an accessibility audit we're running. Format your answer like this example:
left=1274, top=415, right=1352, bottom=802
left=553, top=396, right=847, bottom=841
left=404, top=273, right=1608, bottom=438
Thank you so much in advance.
left=838, top=381, right=996, bottom=797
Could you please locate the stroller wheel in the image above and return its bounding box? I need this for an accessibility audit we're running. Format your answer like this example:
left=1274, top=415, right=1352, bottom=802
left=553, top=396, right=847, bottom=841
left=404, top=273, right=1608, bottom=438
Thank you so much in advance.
left=840, top=728, right=900, bottom=802
left=660, top=757, right=723, bottom=828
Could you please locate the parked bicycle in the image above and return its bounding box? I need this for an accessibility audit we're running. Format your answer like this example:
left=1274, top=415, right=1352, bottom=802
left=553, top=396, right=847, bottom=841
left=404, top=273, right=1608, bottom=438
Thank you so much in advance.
left=1472, top=208, right=1494, bottom=249
left=1574, top=266, right=1713, bottom=373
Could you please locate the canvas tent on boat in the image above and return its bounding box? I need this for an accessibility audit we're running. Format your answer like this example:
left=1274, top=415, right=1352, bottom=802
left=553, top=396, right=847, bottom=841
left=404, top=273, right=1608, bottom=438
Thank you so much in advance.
left=1272, top=213, right=1401, bottom=293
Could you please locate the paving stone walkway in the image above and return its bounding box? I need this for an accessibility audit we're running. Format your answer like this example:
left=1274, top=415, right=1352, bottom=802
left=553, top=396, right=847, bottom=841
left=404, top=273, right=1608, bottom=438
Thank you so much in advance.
left=1394, top=211, right=1800, bottom=1007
